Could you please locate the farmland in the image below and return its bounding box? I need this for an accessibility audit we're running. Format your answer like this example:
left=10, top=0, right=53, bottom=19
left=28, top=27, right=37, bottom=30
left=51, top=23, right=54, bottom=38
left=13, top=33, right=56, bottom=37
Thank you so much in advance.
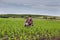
left=0, top=18, right=60, bottom=40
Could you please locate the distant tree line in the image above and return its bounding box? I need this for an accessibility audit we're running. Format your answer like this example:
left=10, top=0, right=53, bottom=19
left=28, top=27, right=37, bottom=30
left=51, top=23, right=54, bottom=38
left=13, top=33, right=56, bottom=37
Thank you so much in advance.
left=0, top=14, right=60, bottom=20
left=0, top=14, right=42, bottom=18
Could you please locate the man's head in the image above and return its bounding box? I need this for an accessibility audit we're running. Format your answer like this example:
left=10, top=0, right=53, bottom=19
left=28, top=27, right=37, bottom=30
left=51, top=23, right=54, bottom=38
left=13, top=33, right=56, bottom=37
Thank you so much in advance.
left=28, top=15, right=32, bottom=19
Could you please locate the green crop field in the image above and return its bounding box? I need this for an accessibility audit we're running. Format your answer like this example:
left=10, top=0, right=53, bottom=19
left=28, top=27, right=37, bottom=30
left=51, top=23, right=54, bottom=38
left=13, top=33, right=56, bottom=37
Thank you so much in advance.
left=0, top=18, right=60, bottom=40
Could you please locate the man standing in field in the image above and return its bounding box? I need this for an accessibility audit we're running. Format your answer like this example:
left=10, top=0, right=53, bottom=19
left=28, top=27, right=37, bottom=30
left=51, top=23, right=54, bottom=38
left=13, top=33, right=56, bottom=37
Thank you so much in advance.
left=24, top=16, right=33, bottom=26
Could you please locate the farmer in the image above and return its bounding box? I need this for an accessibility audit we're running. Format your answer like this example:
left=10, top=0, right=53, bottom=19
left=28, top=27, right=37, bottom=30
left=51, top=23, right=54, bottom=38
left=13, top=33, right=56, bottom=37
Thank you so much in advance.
left=24, top=16, right=33, bottom=26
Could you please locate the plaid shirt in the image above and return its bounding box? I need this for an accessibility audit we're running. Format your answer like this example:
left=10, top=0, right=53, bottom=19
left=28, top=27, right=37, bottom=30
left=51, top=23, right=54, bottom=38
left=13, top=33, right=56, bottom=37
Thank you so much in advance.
left=26, top=18, right=33, bottom=25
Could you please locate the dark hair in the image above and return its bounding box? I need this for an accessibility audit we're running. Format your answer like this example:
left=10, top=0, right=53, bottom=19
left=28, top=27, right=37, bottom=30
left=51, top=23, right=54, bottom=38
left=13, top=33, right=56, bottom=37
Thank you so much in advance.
left=28, top=15, right=32, bottom=17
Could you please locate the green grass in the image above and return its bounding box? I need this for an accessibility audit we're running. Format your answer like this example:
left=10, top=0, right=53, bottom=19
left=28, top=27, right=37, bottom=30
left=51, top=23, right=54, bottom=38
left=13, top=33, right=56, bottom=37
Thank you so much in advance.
left=0, top=18, right=60, bottom=40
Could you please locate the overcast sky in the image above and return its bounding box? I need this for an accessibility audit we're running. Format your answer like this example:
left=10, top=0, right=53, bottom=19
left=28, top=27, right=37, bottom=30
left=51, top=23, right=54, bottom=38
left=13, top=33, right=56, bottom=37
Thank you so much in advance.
left=0, top=0, right=60, bottom=16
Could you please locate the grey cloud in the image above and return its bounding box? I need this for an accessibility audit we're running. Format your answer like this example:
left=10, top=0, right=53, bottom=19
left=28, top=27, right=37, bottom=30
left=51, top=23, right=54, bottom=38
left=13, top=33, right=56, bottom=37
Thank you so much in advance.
left=0, top=0, right=60, bottom=16
left=1, top=0, right=60, bottom=5
left=1, top=0, right=60, bottom=8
